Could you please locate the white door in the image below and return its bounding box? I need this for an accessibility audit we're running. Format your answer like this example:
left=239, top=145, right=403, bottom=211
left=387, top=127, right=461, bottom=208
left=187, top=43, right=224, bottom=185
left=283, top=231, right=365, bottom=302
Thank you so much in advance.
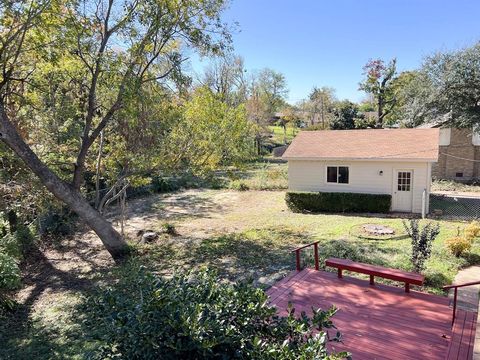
left=392, top=170, right=413, bottom=212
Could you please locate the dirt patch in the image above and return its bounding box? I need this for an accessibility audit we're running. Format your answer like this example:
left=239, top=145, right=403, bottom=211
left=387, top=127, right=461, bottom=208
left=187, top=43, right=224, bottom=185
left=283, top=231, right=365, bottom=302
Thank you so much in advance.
left=14, top=190, right=286, bottom=309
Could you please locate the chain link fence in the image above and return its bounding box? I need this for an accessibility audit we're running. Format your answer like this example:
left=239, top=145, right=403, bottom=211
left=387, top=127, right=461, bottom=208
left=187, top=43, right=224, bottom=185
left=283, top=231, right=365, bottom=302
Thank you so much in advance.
left=430, top=194, right=480, bottom=219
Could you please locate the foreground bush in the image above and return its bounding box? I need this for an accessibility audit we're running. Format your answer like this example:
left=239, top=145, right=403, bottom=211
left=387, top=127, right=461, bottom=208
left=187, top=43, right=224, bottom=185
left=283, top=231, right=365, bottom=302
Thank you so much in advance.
left=286, top=191, right=391, bottom=213
left=82, top=267, right=349, bottom=359
left=403, top=220, right=440, bottom=272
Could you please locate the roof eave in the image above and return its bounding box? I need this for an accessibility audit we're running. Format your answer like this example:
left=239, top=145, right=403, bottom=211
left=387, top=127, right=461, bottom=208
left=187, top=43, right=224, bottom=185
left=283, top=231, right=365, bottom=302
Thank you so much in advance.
left=282, top=156, right=438, bottom=163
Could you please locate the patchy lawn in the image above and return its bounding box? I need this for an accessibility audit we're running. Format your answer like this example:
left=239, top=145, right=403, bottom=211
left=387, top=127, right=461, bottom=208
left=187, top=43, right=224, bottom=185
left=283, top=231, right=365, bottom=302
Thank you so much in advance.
left=226, top=161, right=287, bottom=191
left=122, top=189, right=478, bottom=293
left=2, top=188, right=479, bottom=359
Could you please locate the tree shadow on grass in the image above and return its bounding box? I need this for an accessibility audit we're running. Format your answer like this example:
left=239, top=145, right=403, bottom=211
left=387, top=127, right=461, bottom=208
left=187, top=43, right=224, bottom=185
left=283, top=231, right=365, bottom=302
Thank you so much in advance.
left=0, top=243, right=99, bottom=359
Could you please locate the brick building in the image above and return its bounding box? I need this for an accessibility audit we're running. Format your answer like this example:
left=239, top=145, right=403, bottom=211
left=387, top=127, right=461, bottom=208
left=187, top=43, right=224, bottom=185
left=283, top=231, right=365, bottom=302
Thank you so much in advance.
left=432, top=128, right=480, bottom=180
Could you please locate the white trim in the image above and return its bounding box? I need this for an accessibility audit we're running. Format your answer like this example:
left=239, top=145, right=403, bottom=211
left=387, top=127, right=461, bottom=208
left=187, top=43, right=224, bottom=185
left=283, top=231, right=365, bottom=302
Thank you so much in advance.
left=283, top=156, right=437, bottom=162
left=325, top=165, right=350, bottom=185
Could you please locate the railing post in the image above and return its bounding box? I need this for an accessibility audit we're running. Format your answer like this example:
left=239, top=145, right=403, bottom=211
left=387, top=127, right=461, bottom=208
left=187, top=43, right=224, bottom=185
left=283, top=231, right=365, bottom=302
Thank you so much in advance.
left=452, top=287, right=457, bottom=327
left=314, top=242, right=319, bottom=271
left=443, top=280, right=480, bottom=327
left=295, top=249, right=301, bottom=271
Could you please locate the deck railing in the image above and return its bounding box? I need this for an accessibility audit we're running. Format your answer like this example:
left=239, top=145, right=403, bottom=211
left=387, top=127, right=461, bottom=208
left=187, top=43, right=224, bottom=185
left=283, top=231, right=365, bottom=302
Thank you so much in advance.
left=443, top=280, right=480, bottom=326
left=292, top=241, right=320, bottom=271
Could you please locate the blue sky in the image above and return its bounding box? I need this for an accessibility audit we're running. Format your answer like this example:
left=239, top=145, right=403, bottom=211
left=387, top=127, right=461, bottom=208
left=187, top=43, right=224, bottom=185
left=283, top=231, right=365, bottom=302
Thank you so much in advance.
left=191, top=0, right=480, bottom=104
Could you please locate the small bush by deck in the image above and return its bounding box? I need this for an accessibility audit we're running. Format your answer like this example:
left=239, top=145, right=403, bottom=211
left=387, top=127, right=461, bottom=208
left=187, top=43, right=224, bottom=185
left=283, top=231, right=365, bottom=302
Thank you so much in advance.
left=285, top=191, right=391, bottom=213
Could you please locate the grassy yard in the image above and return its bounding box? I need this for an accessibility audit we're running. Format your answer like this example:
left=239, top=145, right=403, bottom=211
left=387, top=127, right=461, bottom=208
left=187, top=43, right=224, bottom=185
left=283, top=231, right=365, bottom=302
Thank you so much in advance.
left=268, top=125, right=297, bottom=144
left=122, top=189, right=477, bottom=294
left=2, top=188, right=479, bottom=359
left=225, top=161, right=288, bottom=191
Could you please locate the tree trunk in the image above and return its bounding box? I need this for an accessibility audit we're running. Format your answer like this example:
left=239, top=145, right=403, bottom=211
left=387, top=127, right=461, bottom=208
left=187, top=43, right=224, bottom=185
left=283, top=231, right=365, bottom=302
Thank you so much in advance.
left=377, top=95, right=384, bottom=128
left=0, top=106, right=129, bottom=262
left=94, top=131, right=104, bottom=209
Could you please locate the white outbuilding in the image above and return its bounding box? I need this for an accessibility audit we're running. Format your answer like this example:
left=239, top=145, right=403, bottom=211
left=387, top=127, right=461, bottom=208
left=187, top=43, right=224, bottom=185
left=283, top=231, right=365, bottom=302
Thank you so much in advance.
left=282, top=128, right=439, bottom=214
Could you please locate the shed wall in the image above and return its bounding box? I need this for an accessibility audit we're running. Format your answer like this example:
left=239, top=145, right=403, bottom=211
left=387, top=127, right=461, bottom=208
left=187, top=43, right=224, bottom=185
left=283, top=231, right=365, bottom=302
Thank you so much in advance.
left=287, top=160, right=431, bottom=213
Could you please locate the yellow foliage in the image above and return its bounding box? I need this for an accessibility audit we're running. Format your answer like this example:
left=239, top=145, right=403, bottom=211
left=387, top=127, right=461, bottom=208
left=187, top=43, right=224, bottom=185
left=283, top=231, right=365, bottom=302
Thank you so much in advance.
left=445, top=237, right=472, bottom=257
left=464, top=221, right=480, bottom=241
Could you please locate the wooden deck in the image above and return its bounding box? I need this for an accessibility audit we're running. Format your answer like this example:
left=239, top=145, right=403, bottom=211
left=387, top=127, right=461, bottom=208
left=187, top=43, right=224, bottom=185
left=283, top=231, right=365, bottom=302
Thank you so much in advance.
left=267, top=268, right=456, bottom=360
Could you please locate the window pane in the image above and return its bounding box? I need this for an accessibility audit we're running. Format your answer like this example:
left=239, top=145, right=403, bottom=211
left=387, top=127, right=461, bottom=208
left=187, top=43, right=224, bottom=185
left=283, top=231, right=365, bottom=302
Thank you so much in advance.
left=338, top=166, right=349, bottom=184
left=327, top=167, right=338, bottom=183
left=397, top=171, right=412, bottom=191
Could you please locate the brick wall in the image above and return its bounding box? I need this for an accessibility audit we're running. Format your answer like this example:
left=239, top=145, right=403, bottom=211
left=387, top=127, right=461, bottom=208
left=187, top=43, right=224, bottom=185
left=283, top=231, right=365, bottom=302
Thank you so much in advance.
left=433, top=128, right=478, bottom=180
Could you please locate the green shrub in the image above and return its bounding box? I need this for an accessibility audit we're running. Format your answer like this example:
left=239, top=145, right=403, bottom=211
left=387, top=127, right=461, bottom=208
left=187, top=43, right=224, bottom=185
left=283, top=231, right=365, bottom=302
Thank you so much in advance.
left=38, top=208, right=76, bottom=236
left=150, top=176, right=183, bottom=193
left=285, top=191, right=391, bottom=213
left=0, top=224, right=35, bottom=260
left=0, top=234, right=22, bottom=260
left=230, top=179, right=250, bottom=191
left=82, top=267, right=348, bottom=359
left=0, top=253, right=21, bottom=290
left=403, top=219, right=440, bottom=273
left=162, top=222, right=176, bottom=235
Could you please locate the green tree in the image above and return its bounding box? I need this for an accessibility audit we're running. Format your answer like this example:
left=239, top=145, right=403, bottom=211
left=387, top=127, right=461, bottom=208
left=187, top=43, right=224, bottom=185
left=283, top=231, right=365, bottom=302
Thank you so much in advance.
left=359, top=58, right=397, bottom=128
left=278, top=105, right=300, bottom=144
left=330, top=100, right=363, bottom=130
left=418, top=42, right=480, bottom=128
left=246, top=68, right=288, bottom=154
left=162, top=87, right=255, bottom=172
left=0, top=0, right=232, bottom=260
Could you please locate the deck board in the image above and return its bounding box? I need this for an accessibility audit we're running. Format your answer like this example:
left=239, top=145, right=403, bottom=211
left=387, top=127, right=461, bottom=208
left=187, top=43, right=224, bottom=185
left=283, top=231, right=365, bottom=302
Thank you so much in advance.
left=269, top=269, right=454, bottom=360
left=446, top=309, right=477, bottom=360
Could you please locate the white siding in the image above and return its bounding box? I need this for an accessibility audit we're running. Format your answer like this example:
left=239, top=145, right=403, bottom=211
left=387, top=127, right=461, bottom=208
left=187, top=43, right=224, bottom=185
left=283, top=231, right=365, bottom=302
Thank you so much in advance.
left=287, top=160, right=431, bottom=213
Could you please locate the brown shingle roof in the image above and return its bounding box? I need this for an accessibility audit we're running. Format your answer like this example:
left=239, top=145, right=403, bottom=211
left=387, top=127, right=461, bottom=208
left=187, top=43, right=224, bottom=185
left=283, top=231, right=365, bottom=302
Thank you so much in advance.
left=282, top=129, right=439, bottom=161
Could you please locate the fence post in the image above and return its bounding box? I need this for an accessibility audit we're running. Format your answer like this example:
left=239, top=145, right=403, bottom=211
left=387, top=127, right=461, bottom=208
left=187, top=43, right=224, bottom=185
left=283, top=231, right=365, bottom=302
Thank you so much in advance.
left=313, top=242, right=319, bottom=270
left=422, top=189, right=426, bottom=219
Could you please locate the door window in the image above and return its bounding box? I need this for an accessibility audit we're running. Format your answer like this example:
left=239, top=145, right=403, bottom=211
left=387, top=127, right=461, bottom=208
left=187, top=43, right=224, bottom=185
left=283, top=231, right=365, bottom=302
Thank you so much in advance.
left=397, top=171, right=411, bottom=191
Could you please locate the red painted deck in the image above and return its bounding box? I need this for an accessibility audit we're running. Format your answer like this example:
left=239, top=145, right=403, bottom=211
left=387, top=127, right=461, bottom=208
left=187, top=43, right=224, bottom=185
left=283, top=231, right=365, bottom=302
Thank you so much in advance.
left=267, top=268, right=455, bottom=360
left=446, top=310, right=477, bottom=360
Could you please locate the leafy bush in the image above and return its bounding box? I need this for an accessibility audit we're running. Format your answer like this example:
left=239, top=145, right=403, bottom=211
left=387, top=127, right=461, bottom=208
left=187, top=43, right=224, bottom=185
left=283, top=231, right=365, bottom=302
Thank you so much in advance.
left=150, top=176, right=184, bottom=193
left=38, top=208, right=77, bottom=236
left=286, top=192, right=391, bottom=213
left=82, top=267, right=349, bottom=359
left=464, top=221, right=480, bottom=241
left=0, top=234, right=23, bottom=260
left=0, top=253, right=21, bottom=290
left=402, top=220, right=440, bottom=273
left=229, top=180, right=250, bottom=191
left=0, top=224, right=35, bottom=260
left=445, top=236, right=472, bottom=257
